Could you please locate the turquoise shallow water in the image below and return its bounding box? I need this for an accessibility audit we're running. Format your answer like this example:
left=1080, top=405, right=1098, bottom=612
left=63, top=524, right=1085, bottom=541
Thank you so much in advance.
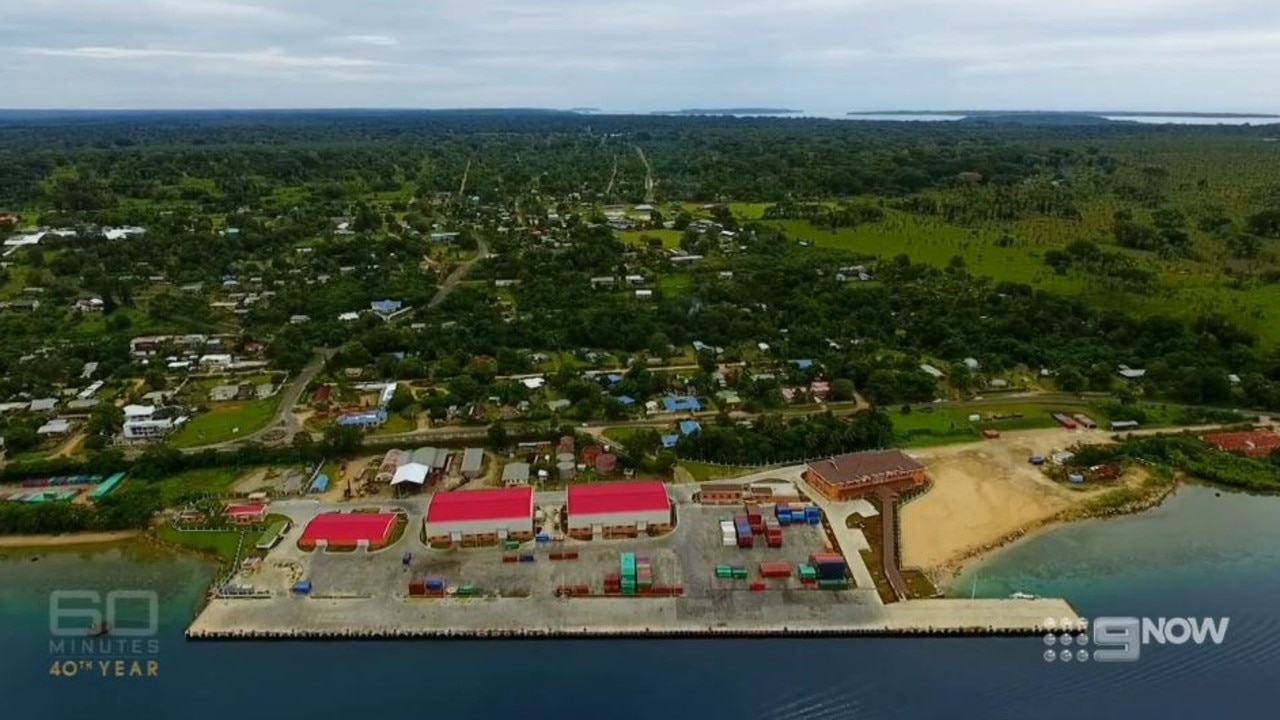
left=2, top=483, right=1279, bottom=719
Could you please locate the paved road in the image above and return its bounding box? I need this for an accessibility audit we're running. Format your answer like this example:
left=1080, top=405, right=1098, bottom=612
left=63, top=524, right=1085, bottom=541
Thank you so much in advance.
left=428, top=237, right=490, bottom=310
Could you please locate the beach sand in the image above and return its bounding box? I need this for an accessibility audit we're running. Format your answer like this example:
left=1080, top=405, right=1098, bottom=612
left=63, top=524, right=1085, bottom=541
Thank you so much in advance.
left=899, top=427, right=1123, bottom=575
left=0, top=530, right=140, bottom=548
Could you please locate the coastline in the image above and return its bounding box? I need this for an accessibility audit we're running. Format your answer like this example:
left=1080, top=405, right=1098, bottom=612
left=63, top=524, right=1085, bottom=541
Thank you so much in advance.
left=927, top=475, right=1182, bottom=589
left=0, top=530, right=140, bottom=548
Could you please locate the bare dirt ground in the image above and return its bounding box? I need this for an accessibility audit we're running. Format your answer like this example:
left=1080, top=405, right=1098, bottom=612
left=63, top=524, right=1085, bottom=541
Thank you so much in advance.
left=52, top=432, right=87, bottom=458
left=900, top=427, right=1138, bottom=575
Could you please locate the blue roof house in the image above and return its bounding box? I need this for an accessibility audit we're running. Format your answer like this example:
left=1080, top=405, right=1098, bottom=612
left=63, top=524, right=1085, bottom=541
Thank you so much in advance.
left=679, top=420, right=702, bottom=436
left=662, top=396, right=702, bottom=413
left=337, top=409, right=388, bottom=427
left=661, top=435, right=680, bottom=449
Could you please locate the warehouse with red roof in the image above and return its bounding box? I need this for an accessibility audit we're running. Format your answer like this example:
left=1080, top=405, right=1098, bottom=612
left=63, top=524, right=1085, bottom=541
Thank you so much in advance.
left=423, top=487, right=535, bottom=547
left=566, top=481, right=672, bottom=540
left=299, top=511, right=399, bottom=550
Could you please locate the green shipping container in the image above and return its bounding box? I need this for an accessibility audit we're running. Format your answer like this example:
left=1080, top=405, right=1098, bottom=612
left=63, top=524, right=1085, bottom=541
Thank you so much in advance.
left=731, top=569, right=749, bottom=580
left=818, top=580, right=848, bottom=590
left=504, top=541, right=520, bottom=550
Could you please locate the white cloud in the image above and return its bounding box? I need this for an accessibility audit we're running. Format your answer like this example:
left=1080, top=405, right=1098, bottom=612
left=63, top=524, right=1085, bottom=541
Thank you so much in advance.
left=330, top=35, right=399, bottom=47
left=2, top=0, right=1279, bottom=110
left=23, top=46, right=389, bottom=70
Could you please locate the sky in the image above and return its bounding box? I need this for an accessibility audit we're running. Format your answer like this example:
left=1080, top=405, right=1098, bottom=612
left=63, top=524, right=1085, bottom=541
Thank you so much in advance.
left=1, top=0, right=1278, bottom=112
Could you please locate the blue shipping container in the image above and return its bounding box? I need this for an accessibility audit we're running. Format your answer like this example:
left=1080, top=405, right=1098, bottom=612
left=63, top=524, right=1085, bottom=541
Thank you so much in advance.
left=790, top=511, right=806, bottom=522
left=807, top=515, right=821, bottom=526
left=425, top=578, right=445, bottom=589
left=519, top=554, right=535, bottom=562
left=777, top=513, right=792, bottom=527
left=535, top=534, right=550, bottom=543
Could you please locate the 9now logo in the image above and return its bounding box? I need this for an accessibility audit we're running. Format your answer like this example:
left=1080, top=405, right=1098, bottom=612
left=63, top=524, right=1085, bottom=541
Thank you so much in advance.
left=1043, top=616, right=1230, bottom=664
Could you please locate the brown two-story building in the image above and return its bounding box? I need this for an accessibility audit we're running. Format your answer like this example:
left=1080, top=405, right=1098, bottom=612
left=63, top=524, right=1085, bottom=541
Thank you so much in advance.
left=804, top=450, right=926, bottom=501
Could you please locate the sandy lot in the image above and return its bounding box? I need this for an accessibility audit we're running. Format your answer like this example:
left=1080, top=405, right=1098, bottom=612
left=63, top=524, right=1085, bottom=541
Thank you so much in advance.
left=899, top=427, right=1119, bottom=574
left=0, top=531, right=139, bottom=548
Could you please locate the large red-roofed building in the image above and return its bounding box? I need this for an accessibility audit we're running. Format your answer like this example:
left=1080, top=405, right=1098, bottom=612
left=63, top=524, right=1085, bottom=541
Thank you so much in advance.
left=1203, top=430, right=1280, bottom=458
left=299, top=512, right=399, bottom=550
left=424, top=487, right=534, bottom=546
left=804, top=450, right=926, bottom=501
left=566, top=481, right=672, bottom=540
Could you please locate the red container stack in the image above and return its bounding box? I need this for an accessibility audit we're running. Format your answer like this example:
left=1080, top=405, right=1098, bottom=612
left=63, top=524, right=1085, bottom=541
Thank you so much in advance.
left=765, top=519, right=783, bottom=548
left=408, top=579, right=426, bottom=596
left=603, top=572, right=621, bottom=595
left=758, top=561, right=792, bottom=578
left=749, top=581, right=767, bottom=592
left=745, top=504, right=764, bottom=533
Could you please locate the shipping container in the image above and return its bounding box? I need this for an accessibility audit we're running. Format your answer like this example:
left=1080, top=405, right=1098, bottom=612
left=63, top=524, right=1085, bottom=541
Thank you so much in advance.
left=519, top=553, right=535, bottom=563
left=777, top=512, right=792, bottom=527
left=766, top=536, right=783, bottom=548
left=502, top=555, right=518, bottom=563
left=731, top=568, right=749, bottom=580
left=759, top=562, right=791, bottom=578
left=749, top=582, right=767, bottom=592
left=818, top=579, right=849, bottom=590
left=425, top=576, right=446, bottom=589
left=504, top=540, right=520, bottom=550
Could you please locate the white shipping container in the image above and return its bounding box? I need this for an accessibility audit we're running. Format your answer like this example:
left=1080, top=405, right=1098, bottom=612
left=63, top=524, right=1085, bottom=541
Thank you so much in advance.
left=722, top=537, right=736, bottom=546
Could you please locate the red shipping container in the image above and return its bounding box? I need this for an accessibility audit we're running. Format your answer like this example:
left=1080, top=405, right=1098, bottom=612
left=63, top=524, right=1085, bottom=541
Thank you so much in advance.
left=749, top=582, right=767, bottom=592
left=766, top=538, right=783, bottom=548
left=565, top=551, right=579, bottom=560
left=549, top=552, right=564, bottom=560
left=745, top=504, right=761, bottom=518
left=502, top=555, right=518, bottom=563
left=810, top=553, right=845, bottom=565
left=759, top=562, right=792, bottom=578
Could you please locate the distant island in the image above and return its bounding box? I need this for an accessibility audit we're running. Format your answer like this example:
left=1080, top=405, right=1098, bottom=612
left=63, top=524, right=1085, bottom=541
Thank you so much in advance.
left=848, top=109, right=1280, bottom=119
left=569, top=107, right=602, bottom=113
left=653, top=108, right=803, bottom=116
left=956, top=113, right=1137, bottom=127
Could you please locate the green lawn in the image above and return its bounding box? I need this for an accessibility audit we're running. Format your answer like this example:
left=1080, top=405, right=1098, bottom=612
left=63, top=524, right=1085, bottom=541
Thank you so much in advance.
left=378, top=413, right=416, bottom=434
left=617, top=229, right=683, bottom=248
left=153, top=467, right=244, bottom=506
left=170, top=399, right=279, bottom=448
left=156, top=524, right=244, bottom=564
left=892, top=401, right=1098, bottom=448
left=602, top=427, right=642, bottom=443
left=678, top=460, right=762, bottom=482
left=657, top=274, right=693, bottom=295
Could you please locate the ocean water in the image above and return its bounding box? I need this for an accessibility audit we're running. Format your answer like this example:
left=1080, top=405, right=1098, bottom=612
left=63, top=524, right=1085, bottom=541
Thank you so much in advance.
left=3, top=483, right=1279, bottom=720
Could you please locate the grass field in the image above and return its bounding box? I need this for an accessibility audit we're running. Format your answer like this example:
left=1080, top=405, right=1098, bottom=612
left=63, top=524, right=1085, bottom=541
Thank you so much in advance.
left=156, top=524, right=244, bottom=563
left=892, top=400, right=1204, bottom=448
left=658, top=273, right=693, bottom=296
left=617, top=229, right=683, bottom=248
left=678, top=460, right=763, bottom=482
left=154, top=467, right=244, bottom=506
left=378, top=413, right=416, bottom=434
left=758, top=206, right=1280, bottom=346
left=170, top=399, right=279, bottom=448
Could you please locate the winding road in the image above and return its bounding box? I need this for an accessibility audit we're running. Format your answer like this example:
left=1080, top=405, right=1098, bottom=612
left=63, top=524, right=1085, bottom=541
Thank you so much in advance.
left=428, top=237, right=490, bottom=310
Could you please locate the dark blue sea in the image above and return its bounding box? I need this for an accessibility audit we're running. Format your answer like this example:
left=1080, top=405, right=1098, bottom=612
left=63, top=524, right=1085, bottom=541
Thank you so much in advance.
left=3, top=484, right=1278, bottom=719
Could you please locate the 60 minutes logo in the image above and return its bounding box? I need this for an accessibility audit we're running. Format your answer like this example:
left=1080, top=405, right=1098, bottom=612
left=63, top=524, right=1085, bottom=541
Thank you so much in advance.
left=47, top=590, right=161, bottom=680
